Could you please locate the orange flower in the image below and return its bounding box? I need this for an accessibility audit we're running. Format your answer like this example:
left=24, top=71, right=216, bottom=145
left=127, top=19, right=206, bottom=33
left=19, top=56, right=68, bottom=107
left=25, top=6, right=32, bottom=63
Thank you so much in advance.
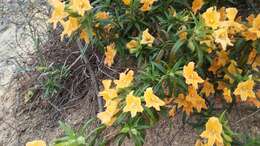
left=95, top=11, right=109, bottom=20
left=201, top=80, right=215, bottom=97
left=123, top=91, right=143, bottom=117
left=178, top=31, right=188, bottom=41
left=140, top=0, right=156, bottom=12
left=192, top=0, right=204, bottom=14
left=140, top=28, right=155, bottom=47
left=213, top=27, right=233, bottom=50
left=223, top=88, right=232, bottom=103
left=186, top=86, right=207, bottom=112
left=247, top=48, right=257, bottom=64
left=114, top=69, right=134, bottom=89
left=183, top=62, right=204, bottom=89
left=122, top=0, right=132, bottom=6
left=202, top=7, right=220, bottom=29
left=144, top=87, right=165, bottom=111
left=104, top=43, right=117, bottom=67
left=247, top=14, right=255, bottom=25
left=252, top=55, right=260, bottom=70
left=249, top=14, right=260, bottom=38
left=234, top=79, right=256, bottom=101
left=70, top=0, right=92, bottom=16
left=48, top=0, right=68, bottom=29
left=61, top=17, right=79, bottom=39
left=99, top=80, right=118, bottom=103
left=242, top=31, right=258, bottom=41
left=126, top=40, right=139, bottom=49
left=200, top=117, right=223, bottom=146
left=174, top=93, right=194, bottom=116
left=80, top=31, right=90, bottom=43
left=208, top=50, right=229, bottom=74
left=217, top=81, right=227, bottom=91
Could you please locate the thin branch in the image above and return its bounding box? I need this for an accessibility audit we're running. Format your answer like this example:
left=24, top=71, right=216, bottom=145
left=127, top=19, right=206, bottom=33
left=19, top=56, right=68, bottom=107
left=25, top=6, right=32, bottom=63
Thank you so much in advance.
left=76, top=39, right=104, bottom=113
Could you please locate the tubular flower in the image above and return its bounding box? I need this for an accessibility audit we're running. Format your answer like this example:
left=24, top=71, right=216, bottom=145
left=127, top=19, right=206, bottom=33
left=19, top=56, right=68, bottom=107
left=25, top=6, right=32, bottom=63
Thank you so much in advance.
left=223, top=88, right=232, bottom=103
left=126, top=40, right=139, bottom=49
left=201, top=80, right=215, bottom=97
left=186, top=86, right=207, bottom=112
left=144, top=87, right=165, bottom=111
left=114, top=69, right=134, bottom=90
left=247, top=48, right=257, bottom=64
left=97, top=111, right=117, bottom=126
left=104, top=43, right=117, bottom=67
left=99, top=80, right=118, bottom=103
left=70, top=0, right=92, bottom=16
left=95, top=11, right=109, bottom=20
left=61, top=17, right=79, bottom=39
left=202, top=7, right=220, bottom=29
left=48, top=0, right=68, bottom=29
left=183, top=62, right=204, bottom=89
left=97, top=99, right=120, bottom=126
left=249, top=14, right=260, bottom=38
left=192, top=0, right=204, bottom=14
left=195, top=139, right=205, bottom=146
left=122, top=0, right=132, bottom=6
left=26, top=140, right=46, bottom=146
left=226, top=8, right=238, bottom=21
left=80, top=31, right=90, bottom=43
left=213, top=27, right=233, bottom=50
left=123, top=91, right=143, bottom=117
left=140, top=0, right=157, bottom=12
left=234, top=79, right=256, bottom=101
left=208, top=50, right=229, bottom=74
left=200, top=117, right=223, bottom=146
left=140, top=28, right=155, bottom=47
left=174, top=93, right=194, bottom=116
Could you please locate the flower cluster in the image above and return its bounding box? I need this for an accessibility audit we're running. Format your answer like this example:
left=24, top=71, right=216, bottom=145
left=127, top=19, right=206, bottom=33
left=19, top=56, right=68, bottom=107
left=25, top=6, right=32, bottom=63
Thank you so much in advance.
left=46, top=0, right=260, bottom=145
left=97, top=69, right=165, bottom=126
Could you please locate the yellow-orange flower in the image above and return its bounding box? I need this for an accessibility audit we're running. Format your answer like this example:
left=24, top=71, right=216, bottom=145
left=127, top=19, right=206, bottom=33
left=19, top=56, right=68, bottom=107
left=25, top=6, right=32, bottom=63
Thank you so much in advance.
left=48, top=0, right=68, bottom=29
left=126, top=40, right=139, bottom=49
left=144, top=87, right=165, bottom=111
left=201, top=80, right=215, bottom=97
left=213, top=27, right=233, bottom=50
left=249, top=14, right=260, bottom=38
left=70, top=0, right=92, bottom=16
left=195, top=139, right=205, bottom=146
left=192, top=0, right=204, bottom=14
left=223, top=88, right=232, bottom=103
left=80, top=31, right=90, bottom=43
left=183, top=62, right=204, bottom=89
left=97, top=111, right=117, bottom=126
left=208, top=50, right=229, bottom=74
left=97, top=98, right=120, bottom=126
left=61, top=17, right=79, bottom=39
left=178, top=31, right=188, bottom=41
left=242, top=31, right=258, bottom=41
left=140, top=0, right=156, bottom=12
left=186, top=86, right=207, bottom=112
left=226, top=7, right=238, bottom=21
left=140, top=28, right=155, bottom=47
left=99, top=80, right=118, bottom=103
left=26, top=140, right=46, bottom=146
left=174, top=93, right=194, bottom=116
left=247, top=49, right=257, bottom=65
left=123, top=92, right=143, bottom=117
left=122, top=0, right=132, bottom=6
left=202, top=7, right=220, bottom=29
left=234, top=79, right=256, bottom=101
left=200, top=117, right=223, bottom=146
left=95, top=11, right=109, bottom=20
left=114, top=69, right=134, bottom=89
left=104, top=43, right=117, bottom=67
